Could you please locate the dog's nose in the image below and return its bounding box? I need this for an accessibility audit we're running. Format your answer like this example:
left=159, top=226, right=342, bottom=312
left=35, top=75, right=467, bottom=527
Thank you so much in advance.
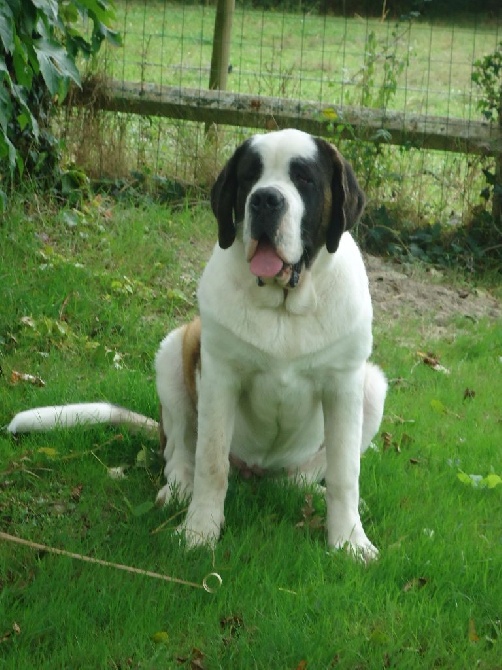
left=249, top=187, right=285, bottom=215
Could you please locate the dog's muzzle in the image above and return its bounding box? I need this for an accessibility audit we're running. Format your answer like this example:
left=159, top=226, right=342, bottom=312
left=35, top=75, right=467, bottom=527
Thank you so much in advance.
left=246, top=186, right=303, bottom=289
left=248, top=237, right=303, bottom=289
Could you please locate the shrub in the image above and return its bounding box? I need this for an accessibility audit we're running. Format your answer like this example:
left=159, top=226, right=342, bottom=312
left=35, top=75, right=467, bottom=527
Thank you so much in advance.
left=0, top=0, right=121, bottom=208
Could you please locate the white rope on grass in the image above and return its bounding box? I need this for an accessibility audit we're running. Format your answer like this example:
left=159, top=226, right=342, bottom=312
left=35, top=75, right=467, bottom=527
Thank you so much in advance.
left=0, top=531, right=221, bottom=593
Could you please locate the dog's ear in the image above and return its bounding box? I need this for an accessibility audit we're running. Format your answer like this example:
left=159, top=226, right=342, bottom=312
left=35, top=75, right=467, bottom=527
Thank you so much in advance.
left=322, top=142, right=366, bottom=254
left=211, top=141, right=249, bottom=249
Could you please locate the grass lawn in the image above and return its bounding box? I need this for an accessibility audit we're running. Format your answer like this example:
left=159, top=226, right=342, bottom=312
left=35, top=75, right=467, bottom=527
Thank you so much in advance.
left=0, top=195, right=501, bottom=669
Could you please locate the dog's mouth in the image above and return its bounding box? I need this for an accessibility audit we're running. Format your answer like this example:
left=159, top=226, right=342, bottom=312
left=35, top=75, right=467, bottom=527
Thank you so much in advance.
left=248, top=238, right=302, bottom=289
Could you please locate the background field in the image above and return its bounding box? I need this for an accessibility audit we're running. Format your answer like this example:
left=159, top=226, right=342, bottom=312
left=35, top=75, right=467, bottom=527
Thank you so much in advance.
left=1, top=196, right=501, bottom=668
left=104, top=3, right=500, bottom=117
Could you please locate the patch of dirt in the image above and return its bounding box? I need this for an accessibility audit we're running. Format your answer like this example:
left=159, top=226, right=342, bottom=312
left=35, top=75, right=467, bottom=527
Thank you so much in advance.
left=365, top=255, right=501, bottom=330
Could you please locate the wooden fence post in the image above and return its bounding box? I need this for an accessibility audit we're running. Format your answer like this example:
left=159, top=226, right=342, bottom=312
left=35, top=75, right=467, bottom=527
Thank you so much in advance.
left=209, top=0, right=235, bottom=92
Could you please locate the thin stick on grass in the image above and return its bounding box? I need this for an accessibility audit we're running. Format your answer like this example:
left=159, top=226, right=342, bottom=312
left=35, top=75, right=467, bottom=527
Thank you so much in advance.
left=0, top=531, right=221, bottom=593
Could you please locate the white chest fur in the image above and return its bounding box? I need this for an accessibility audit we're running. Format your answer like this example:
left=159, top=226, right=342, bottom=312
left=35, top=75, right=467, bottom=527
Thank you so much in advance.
left=196, top=233, right=374, bottom=469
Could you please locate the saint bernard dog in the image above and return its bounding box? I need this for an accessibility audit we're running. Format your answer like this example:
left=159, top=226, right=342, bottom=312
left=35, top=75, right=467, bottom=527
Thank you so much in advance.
left=8, top=129, right=387, bottom=560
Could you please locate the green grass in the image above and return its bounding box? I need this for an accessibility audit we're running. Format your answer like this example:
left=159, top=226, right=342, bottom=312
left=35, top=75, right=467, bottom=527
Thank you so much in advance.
left=1, top=197, right=501, bottom=669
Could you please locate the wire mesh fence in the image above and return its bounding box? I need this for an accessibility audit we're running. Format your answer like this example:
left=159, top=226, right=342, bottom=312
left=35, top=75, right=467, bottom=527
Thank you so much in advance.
left=63, top=1, right=502, bottom=231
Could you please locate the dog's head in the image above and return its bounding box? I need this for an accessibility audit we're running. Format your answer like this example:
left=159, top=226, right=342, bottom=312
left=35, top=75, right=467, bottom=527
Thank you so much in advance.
left=211, top=128, right=365, bottom=289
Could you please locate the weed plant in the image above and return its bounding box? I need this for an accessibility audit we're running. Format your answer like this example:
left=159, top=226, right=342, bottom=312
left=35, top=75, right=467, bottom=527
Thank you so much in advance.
left=0, top=196, right=501, bottom=668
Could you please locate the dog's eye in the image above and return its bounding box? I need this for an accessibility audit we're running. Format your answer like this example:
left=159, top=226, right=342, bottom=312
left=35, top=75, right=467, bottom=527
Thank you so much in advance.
left=291, top=167, right=313, bottom=186
left=240, top=170, right=259, bottom=185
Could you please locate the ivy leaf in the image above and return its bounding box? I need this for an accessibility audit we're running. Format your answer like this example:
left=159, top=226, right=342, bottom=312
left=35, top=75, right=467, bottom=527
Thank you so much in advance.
left=0, top=83, right=14, bottom=134
left=0, top=3, right=15, bottom=53
left=12, top=40, right=33, bottom=88
left=33, top=37, right=81, bottom=97
left=31, top=0, right=60, bottom=25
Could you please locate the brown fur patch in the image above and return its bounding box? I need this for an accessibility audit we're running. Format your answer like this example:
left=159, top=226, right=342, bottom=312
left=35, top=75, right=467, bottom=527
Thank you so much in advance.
left=182, top=316, right=202, bottom=407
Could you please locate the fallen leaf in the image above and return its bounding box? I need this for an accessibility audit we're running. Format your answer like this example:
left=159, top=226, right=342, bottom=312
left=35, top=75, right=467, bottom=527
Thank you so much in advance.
left=468, top=618, right=479, bottom=643
left=381, top=432, right=393, bottom=451
left=37, top=447, right=59, bottom=459
left=322, top=107, right=338, bottom=120
left=403, top=577, right=428, bottom=592
left=220, top=614, right=244, bottom=637
left=457, top=471, right=501, bottom=489
left=463, top=388, right=476, bottom=400
left=177, top=648, right=205, bottom=669
left=457, top=471, right=481, bottom=487
left=20, top=316, right=37, bottom=329
left=417, top=351, right=450, bottom=375
left=485, top=473, right=502, bottom=489
left=112, top=352, right=124, bottom=370
left=381, top=431, right=410, bottom=453
left=296, top=494, right=325, bottom=531
left=10, top=370, right=46, bottom=387
left=190, top=648, right=205, bottom=670
left=0, top=622, right=21, bottom=643
left=430, top=399, right=447, bottom=414
left=151, top=631, right=169, bottom=644
left=295, top=661, right=308, bottom=670
left=107, top=466, right=127, bottom=480
left=71, top=484, right=83, bottom=502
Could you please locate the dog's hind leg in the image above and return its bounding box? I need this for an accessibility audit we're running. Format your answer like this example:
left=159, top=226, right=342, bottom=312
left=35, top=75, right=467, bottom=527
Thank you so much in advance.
left=289, top=448, right=327, bottom=486
left=154, top=321, right=200, bottom=506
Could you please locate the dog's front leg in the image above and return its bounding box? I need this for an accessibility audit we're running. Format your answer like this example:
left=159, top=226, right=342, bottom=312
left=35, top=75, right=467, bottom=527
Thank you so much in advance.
left=179, top=353, right=237, bottom=549
left=323, top=366, right=378, bottom=562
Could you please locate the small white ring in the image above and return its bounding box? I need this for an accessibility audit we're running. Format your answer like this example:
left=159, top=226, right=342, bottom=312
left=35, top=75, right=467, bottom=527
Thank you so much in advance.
left=202, top=572, right=223, bottom=593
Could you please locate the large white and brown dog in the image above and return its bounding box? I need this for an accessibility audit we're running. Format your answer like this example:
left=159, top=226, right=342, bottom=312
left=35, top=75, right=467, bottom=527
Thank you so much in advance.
left=8, top=129, right=387, bottom=560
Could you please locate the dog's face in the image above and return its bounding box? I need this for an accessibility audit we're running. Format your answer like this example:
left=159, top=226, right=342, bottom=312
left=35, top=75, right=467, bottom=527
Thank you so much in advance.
left=211, top=129, right=365, bottom=288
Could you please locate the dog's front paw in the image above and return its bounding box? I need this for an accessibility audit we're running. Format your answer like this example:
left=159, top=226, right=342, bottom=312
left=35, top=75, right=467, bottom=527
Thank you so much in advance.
left=177, top=505, right=224, bottom=549
left=156, top=471, right=193, bottom=507
left=330, top=527, right=379, bottom=563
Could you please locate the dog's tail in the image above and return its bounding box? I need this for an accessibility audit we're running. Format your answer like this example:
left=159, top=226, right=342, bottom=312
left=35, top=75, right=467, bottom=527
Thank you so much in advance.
left=7, top=403, right=159, bottom=436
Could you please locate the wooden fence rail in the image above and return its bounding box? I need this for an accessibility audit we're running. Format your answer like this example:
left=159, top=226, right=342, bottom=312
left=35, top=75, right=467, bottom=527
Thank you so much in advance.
left=71, top=79, right=502, bottom=157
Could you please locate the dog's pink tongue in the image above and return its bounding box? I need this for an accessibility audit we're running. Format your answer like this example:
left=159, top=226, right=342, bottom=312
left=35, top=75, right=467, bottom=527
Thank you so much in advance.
left=249, top=240, right=284, bottom=278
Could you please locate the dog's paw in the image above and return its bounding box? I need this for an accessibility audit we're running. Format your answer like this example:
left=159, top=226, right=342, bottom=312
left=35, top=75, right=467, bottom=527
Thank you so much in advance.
left=343, top=538, right=379, bottom=564
left=330, top=527, right=379, bottom=563
left=177, top=506, right=223, bottom=549
left=155, top=474, right=193, bottom=507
